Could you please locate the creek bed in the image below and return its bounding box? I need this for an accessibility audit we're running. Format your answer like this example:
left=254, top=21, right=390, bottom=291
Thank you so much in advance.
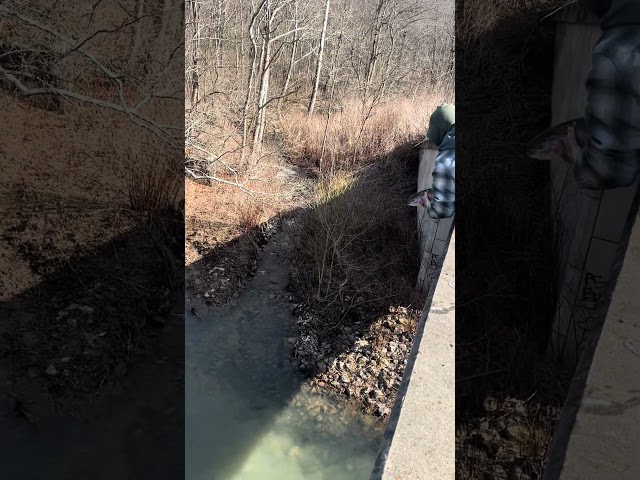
left=186, top=229, right=383, bottom=480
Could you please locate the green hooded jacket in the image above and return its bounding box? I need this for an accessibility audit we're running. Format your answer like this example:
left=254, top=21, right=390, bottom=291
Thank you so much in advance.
left=426, top=103, right=455, bottom=147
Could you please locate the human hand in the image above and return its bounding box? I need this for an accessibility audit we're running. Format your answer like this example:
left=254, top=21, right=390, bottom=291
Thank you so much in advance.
left=407, top=188, right=433, bottom=207
left=562, top=124, right=582, bottom=165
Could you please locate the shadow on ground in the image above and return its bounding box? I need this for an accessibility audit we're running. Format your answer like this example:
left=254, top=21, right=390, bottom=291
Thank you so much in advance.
left=456, top=2, right=568, bottom=415
left=183, top=149, right=424, bottom=479
left=455, top=4, right=573, bottom=479
left=0, top=212, right=185, bottom=480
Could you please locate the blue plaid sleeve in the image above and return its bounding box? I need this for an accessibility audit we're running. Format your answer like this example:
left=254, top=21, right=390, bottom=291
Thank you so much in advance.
left=575, top=26, right=640, bottom=189
left=426, top=148, right=455, bottom=219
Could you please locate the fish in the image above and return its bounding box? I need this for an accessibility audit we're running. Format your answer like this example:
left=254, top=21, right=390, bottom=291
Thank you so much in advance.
left=527, top=118, right=588, bottom=161
left=407, top=188, right=433, bottom=207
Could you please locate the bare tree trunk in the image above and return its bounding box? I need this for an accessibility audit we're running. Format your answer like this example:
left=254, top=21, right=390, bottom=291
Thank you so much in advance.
left=307, top=0, right=330, bottom=115
left=241, top=0, right=266, bottom=165
left=234, top=3, right=241, bottom=84
left=319, top=33, right=340, bottom=175
left=279, top=0, right=298, bottom=112
left=127, top=0, right=145, bottom=74
left=326, top=30, right=342, bottom=104
left=215, top=0, right=225, bottom=70
left=306, top=53, right=312, bottom=96
left=363, top=0, right=385, bottom=104
left=252, top=18, right=271, bottom=159
left=379, top=31, right=395, bottom=98
left=392, top=30, right=406, bottom=91
left=251, top=0, right=299, bottom=157
left=154, top=0, right=175, bottom=71
left=189, top=0, right=200, bottom=109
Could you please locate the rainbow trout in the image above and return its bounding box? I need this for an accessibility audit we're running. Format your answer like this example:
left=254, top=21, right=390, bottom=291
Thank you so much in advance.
left=527, top=118, right=588, bottom=161
left=407, top=188, right=433, bottom=207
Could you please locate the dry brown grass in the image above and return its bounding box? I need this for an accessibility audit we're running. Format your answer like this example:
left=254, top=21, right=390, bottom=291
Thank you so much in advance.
left=185, top=93, right=447, bottom=192
left=237, top=202, right=264, bottom=233
left=127, top=162, right=182, bottom=221
left=184, top=161, right=302, bottom=248
left=184, top=178, right=264, bottom=265
left=458, top=0, right=573, bottom=44
left=292, top=160, right=421, bottom=320
left=278, top=93, right=447, bottom=173
left=0, top=0, right=183, bottom=400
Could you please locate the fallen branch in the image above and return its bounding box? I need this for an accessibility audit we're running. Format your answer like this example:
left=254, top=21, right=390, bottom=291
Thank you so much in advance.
left=185, top=140, right=240, bottom=183
left=185, top=166, right=293, bottom=213
left=1, top=67, right=180, bottom=142
left=0, top=5, right=182, bottom=143
left=185, top=166, right=248, bottom=189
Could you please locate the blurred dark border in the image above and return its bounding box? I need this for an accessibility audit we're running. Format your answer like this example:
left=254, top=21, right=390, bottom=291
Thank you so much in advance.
left=0, top=2, right=185, bottom=478
left=455, top=1, right=573, bottom=478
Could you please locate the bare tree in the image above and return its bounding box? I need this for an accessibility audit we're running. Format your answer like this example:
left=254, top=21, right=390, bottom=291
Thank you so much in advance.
left=188, top=0, right=200, bottom=108
left=279, top=0, right=298, bottom=112
left=183, top=0, right=454, bottom=186
left=307, top=0, right=330, bottom=115
left=240, top=0, right=266, bottom=164
left=363, top=0, right=385, bottom=103
left=1, top=3, right=183, bottom=143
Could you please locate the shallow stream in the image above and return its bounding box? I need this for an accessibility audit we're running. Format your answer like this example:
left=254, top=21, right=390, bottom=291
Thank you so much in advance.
left=186, top=227, right=384, bottom=480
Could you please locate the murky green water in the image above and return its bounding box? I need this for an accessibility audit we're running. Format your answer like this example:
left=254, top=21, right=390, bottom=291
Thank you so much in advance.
left=185, top=295, right=383, bottom=480
left=186, top=232, right=383, bottom=480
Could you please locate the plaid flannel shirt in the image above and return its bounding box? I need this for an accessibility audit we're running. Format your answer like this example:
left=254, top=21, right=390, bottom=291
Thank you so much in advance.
left=575, top=26, right=640, bottom=189
left=427, top=126, right=455, bottom=219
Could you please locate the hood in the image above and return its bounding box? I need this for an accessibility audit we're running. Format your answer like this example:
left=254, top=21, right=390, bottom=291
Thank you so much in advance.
left=439, top=126, right=455, bottom=152
left=427, top=103, right=456, bottom=146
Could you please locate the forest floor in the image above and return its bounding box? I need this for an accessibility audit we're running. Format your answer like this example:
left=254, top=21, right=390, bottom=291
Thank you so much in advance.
left=1, top=78, right=184, bottom=478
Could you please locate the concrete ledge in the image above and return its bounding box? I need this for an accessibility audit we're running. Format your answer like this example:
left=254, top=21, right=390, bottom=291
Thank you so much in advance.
left=544, top=206, right=640, bottom=479
left=371, top=232, right=455, bottom=480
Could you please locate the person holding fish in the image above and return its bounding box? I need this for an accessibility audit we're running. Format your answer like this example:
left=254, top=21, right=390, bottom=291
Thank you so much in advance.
left=530, top=0, right=640, bottom=190
left=407, top=103, right=455, bottom=218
